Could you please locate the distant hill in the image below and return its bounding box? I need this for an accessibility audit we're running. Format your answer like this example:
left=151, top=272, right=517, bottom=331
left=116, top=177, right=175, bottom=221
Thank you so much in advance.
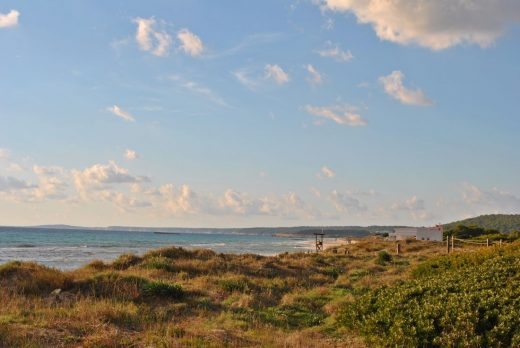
left=444, top=214, right=520, bottom=233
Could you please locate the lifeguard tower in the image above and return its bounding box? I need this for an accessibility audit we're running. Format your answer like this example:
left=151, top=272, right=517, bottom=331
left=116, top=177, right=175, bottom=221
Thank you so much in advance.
left=314, top=231, right=324, bottom=252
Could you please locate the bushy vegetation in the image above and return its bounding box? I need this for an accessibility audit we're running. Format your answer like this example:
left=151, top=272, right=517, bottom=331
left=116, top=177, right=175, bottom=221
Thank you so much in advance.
left=339, top=243, right=520, bottom=347
left=375, top=250, right=392, bottom=265
left=444, top=214, right=520, bottom=233
left=0, top=238, right=517, bottom=347
left=444, top=224, right=520, bottom=243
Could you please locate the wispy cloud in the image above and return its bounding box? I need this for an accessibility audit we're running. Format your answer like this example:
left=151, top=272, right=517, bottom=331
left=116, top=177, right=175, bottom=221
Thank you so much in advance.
left=316, top=42, right=353, bottom=62
left=379, top=71, right=433, bottom=106
left=0, top=10, right=19, bottom=28
left=265, top=64, right=290, bottom=84
left=305, top=104, right=367, bottom=127
left=132, top=17, right=172, bottom=57
left=208, top=32, right=284, bottom=59
left=177, top=29, right=204, bottom=56
left=320, top=166, right=336, bottom=178
left=169, top=75, right=228, bottom=107
left=124, top=149, right=139, bottom=160
left=305, top=64, right=323, bottom=85
left=107, top=105, right=135, bottom=122
left=232, top=69, right=259, bottom=90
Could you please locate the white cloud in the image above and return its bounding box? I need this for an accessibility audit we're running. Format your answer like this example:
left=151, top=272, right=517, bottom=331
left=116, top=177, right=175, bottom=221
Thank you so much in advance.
left=305, top=104, right=367, bottom=126
left=7, top=163, right=24, bottom=172
left=107, top=105, right=135, bottom=122
left=0, top=10, right=19, bottom=28
left=462, top=183, right=520, bottom=213
left=310, top=187, right=322, bottom=198
left=319, top=0, right=520, bottom=50
left=379, top=71, right=433, bottom=106
left=0, top=148, right=10, bottom=159
left=329, top=190, right=366, bottom=213
left=305, top=64, right=323, bottom=85
left=159, top=184, right=199, bottom=214
left=31, top=176, right=68, bottom=201
left=218, top=189, right=319, bottom=219
left=124, top=149, right=138, bottom=160
left=33, top=165, right=65, bottom=176
left=316, top=42, right=353, bottom=62
left=265, top=64, right=290, bottom=84
left=72, top=161, right=149, bottom=197
left=177, top=29, right=204, bottom=56
left=133, top=17, right=172, bottom=57
left=0, top=176, right=34, bottom=192
left=99, top=190, right=151, bottom=212
left=220, top=189, right=257, bottom=215
left=391, top=195, right=425, bottom=211
left=320, top=166, right=336, bottom=178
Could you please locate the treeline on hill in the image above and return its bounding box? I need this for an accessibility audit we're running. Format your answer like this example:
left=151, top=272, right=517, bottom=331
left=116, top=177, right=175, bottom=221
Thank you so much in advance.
left=444, top=224, right=520, bottom=241
left=443, top=214, right=520, bottom=233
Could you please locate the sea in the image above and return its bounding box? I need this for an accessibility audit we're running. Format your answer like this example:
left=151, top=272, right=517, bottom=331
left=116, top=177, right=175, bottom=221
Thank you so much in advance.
left=0, top=227, right=314, bottom=270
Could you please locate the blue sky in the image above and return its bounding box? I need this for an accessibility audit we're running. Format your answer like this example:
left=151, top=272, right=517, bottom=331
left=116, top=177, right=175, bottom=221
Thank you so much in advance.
left=0, top=1, right=519, bottom=227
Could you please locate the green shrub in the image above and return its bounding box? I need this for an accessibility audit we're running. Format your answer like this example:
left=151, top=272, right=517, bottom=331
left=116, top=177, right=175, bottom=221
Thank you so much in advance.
left=219, top=277, right=251, bottom=293
left=111, top=254, right=141, bottom=270
left=375, top=251, right=392, bottom=265
left=323, top=266, right=343, bottom=279
left=142, top=281, right=183, bottom=299
left=258, top=304, right=325, bottom=329
left=78, top=272, right=147, bottom=300
left=141, top=256, right=175, bottom=272
left=339, top=246, right=520, bottom=347
left=0, top=261, right=69, bottom=295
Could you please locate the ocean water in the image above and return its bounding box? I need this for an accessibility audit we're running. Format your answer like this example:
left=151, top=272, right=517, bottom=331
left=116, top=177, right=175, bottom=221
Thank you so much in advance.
left=0, top=227, right=314, bottom=270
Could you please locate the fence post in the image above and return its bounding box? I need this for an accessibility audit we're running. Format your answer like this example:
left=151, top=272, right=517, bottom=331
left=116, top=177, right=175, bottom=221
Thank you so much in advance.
left=486, top=239, right=489, bottom=247
left=446, top=235, right=450, bottom=253
left=500, top=239, right=502, bottom=247
left=396, top=242, right=401, bottom=255
left=451, top=235, right=454, bottom=251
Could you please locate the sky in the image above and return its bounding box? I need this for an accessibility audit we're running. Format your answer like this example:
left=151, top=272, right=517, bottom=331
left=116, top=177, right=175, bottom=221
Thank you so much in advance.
left=0, top=0, right=519, bottom=228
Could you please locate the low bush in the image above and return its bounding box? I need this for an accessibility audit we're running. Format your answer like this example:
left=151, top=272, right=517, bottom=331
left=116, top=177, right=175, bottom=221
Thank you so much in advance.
left=111, top=254, right=141, bottom=270
left=141, top=256, right=175, bottom=272
left=142, top=281, right=183, bottom=299
left=374, top=251, right=392, bottom=265
left=0, top=261, right=69, bottom=295
left=338, top=245, right=520, bottom=347
left=219, top=277, right=251, bottom=293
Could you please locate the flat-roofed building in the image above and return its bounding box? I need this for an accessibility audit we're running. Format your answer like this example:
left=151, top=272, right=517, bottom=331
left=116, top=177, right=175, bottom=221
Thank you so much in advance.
left=390, top=225, right=443, bottom=242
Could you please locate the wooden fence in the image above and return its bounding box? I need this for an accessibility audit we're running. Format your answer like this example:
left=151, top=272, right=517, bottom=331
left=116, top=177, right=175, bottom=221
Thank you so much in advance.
left=446, top=235, right=505, bottom=253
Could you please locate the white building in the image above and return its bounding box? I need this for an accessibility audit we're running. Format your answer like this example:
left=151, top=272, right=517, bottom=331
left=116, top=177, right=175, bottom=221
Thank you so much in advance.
left=390, top=225, right=443, bottom=242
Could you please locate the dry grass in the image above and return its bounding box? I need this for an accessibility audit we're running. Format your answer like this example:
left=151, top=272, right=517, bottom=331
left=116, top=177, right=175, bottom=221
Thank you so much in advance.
left=0, top=238, right=461, bottom=347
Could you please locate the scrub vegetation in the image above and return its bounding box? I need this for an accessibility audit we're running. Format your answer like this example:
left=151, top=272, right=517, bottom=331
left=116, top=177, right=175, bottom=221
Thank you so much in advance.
left=0, top=238, right=518, bottom=347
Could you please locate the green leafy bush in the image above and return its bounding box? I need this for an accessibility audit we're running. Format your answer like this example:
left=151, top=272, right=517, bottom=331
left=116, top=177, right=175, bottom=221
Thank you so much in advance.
left=338, top=245, right=520, bottom=347
left=375, top=251, right=392, bottom=265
